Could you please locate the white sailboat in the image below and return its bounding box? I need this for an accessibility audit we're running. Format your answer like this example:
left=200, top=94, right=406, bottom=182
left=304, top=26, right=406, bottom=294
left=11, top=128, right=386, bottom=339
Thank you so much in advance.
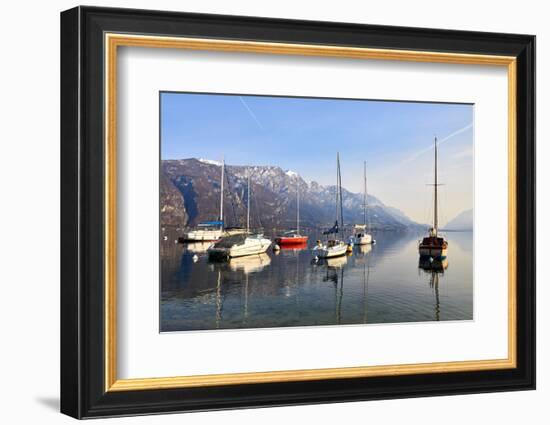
left=208, top=168, right=271, bottom=259
left=314, top=153, right=348, bottom=259
left=182, top=223, right=224, bottom=242
left=182, top=157, right=226, bottom=242
left=354, top=161, right=374, bottom=245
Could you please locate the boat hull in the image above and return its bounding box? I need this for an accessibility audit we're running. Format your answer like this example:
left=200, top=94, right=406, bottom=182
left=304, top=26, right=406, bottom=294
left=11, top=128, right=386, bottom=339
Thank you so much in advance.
left=314, top=243, right=348, bottom=259
left=418, top=235, right=448, bottom=259
left=275, top=236, right=309, bottom=245
left=208, top=237, right=272, bottom=259
left=278, top=241, right=308, bottom=251
left=354, top=234, right=373, bottom=245
left=181, top=229, right=223, bottom=242
left=418, top=246, right=448, bottom=259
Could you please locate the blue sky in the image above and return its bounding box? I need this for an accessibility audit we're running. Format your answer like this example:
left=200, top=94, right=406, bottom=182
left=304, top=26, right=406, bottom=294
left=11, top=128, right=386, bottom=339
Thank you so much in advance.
left=161, top=92, right=473, bottom=225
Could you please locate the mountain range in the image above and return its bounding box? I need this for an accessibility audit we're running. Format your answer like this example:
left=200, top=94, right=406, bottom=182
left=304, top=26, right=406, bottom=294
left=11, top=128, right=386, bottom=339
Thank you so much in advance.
left=443, top=208, right=473, bottom=231
left=161, top=158, right=424, bottom=232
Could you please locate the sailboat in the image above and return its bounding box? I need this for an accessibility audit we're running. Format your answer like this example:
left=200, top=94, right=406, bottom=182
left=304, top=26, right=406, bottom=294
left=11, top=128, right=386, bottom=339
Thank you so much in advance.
left=182, top=157, right=226, bottom=242
left=275, top=183, right=309, bottom=246
left=313, top=153, right=348, bottom=259
left=354, top=161, right=374, bottom=245
left=208, top=168, right=272, bottom=259
left=419, top=137, right=449, bottom=259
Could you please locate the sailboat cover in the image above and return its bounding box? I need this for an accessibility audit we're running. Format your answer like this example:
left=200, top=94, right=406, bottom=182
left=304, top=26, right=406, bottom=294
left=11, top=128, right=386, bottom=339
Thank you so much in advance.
left=197, top=221, right=224, bottom=227
left=323, top=221, right=339, bottom=235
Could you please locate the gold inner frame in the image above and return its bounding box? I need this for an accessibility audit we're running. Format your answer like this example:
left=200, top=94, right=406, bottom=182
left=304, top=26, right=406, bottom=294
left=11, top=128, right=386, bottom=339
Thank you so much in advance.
left=104, top=33, right=517, bottom=392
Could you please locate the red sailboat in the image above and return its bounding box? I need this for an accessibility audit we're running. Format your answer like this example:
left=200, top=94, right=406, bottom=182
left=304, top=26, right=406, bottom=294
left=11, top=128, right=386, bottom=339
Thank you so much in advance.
left=275, top=182, right=309, bottom=246
left=275, top=232, right=308, bottom=245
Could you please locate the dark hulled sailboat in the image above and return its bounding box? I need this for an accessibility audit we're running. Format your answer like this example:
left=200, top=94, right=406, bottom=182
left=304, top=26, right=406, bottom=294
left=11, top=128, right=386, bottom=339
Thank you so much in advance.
left=419, top=137, right=448, bottom=259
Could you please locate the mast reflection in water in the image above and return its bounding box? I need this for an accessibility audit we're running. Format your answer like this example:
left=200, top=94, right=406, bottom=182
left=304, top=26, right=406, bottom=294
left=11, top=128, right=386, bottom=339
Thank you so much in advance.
left=418, top=256, right=449, bottom=321
left=161, top=230, right=472, bottom=332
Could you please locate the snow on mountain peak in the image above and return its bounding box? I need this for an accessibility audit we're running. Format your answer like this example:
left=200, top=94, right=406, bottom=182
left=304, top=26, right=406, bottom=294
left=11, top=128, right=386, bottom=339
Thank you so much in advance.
left=285, top=170, right=298, bottom=178
left=198, top=158, right=222, bottom=166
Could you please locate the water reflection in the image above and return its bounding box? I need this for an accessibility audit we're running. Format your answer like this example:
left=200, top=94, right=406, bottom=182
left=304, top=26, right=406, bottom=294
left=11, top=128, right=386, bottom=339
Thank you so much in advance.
left=185, top=242, right=212, bottom=254
left=418, top=256, right=449, bottom=273
left=160, top=230, right=473, bottom=331
left=322, top=255, right=348, bottom=269
left=418, top=257, right=449, bottom=321
left=226, top=254, right=271, bottom=274
left=357, top=243, right=372, bottom=256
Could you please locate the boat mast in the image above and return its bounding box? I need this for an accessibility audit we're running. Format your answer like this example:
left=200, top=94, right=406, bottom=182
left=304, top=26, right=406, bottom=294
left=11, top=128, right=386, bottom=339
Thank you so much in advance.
left=296, top=184, right=300, bottom=235
left=433, top=136, right=438, bottom=236
left=363, top=161, right=367, bottom=227
left=337, top=153, right=344, bottom=234
left=335, top=153, right=339, bottom=228
left=220, top=156, right=225, bottom=230
left=246, top=168, right=250, bottom=233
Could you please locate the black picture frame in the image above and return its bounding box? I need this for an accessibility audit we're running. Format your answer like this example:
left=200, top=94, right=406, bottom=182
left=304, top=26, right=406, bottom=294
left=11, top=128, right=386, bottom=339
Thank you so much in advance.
left=61, top=5, right=535, bottom=419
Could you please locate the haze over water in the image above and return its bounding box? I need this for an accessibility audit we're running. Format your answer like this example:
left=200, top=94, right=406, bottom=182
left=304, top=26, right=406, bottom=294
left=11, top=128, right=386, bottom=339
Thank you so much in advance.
left=160, top=230, right=473, bottom=332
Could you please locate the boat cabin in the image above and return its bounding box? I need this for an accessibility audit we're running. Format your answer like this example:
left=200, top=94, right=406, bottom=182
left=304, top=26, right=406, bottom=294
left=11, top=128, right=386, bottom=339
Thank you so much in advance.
left=420, top=235, right=448, bottom=248
left=212, top=233, right=248, bottom=248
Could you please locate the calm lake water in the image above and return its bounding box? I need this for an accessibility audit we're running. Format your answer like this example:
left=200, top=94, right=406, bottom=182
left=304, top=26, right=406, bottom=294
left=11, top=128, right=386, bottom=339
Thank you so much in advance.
left=160, top=230, right=473, bottom=332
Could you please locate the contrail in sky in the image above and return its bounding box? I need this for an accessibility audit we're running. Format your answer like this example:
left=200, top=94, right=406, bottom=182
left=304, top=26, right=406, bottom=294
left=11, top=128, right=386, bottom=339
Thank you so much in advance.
left=239, top=96, right=264, bottom=130
left=398, top=122, right=474, bottom=166
left=376, top=122, right=473, bottom=179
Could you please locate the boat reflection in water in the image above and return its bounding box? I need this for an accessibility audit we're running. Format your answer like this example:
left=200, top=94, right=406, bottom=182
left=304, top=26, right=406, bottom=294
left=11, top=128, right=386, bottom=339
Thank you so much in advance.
left=161, top=231, right=472, bottom=331
left=319, top=257, right=346, bottom=325
left=418, top=257, right=449, bottom=321
left=184, top=242, right=212, bottom=254
left=356, top=243, right=372, bottom=256
left=227, top=253, right=271, bottom=274
left=208, top=254, right=272, bottom=328
left=318, top=248, right=371, bottom=325
left=322, top=255, right=348, bottom=269
left=419, top=256, right=448, bottom=273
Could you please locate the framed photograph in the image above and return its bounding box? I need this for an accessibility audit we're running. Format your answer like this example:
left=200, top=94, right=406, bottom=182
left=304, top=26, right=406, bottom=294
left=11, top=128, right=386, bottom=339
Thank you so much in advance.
left=60, top=6, right=535, bottom=419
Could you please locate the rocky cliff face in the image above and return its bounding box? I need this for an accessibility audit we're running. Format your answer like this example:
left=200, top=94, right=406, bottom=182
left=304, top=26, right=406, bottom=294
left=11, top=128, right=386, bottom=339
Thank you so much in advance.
left=160, top=172, right=187, bottom=227
left=160, top=158, right=421, bottom=231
